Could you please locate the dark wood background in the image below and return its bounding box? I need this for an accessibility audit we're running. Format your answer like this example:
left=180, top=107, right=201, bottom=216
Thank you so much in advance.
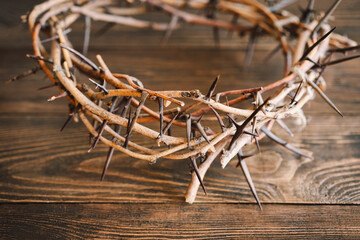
left=1, top=0, right=360, bottom=238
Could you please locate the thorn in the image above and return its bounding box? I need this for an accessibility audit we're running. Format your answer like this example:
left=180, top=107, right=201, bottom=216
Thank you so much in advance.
left=101, top=146, right=115, bottom=181
left=194, top=117, right=211, bottom=144
left=263, top=43, right=282, bottom=62
left=237, top=152, right=262, bottom=210
left=284, top=50, right=292, bottom=75
left=235, top=148, right=254, bottom=167
left=60, top=114, right=73, bottom=132
left=186, top=114, right=192, bottom=150
left=251, top=118, right=261, bottom=153
left=251, top=117, right=256, bottom=134
left=95, top=22, right=116, bottom=36
left=276, top=119, right=294, bottom=136
left=190, top=157, right=207, bottom=195
left=41, top=28, right=71, bottom=43
left=89, top=97, right=120, bottom=152
left=305, top=57, right=321, bottom=68
left=306, top=78, right=343, bottom=117
left=113, top=97, right=132, bottom=137
left=59, top=44, right=99, bottom=71
left=88, top=78, right=109, bottom=94
left=312, top=0, right=342, bottom=35
left=243, top=130, right=258, bottom=137
left=300, top=0, right=315, bottom=23
left=83, top=16, right=91, bottom=56
left=37, top=83, right=57, bottom=91
left=162, top=15, right=179, bottom=44
left=328, top=45, right=360, bottom=53
left=163, top=111, right=179, bottom=135
left=123, top=92, right=149, bottom=148
left=227, top=14, right=238, bottom=38
left=60, top=104, right=80, bottom=132
left=290, top=81, right=303, bottom=105
left=300, top=27, right=336, bottom=62
left=244, top=27, right=259, bottom=68
left=254, top=133, right=261, bottom=153
left=167, top=126, right=172, bottom=137
left=88, top=120, right=108, bottom=152
left=158, top=98, right=164, bottom=137
left=225, top=96, right=230, bottom=106
left=123, top=109, right=134, bottom=149
left=269, top=0, right=298, bottom=12
left=114, top=96, right=132, bottom=115
left=47, top=91, right=67, bottom=101
left=321, top=55, right=360, bottom=67
left=205, top=0, right=220, bottom=47
left=206, top=75, right=220, bottom=100
left=228, top=98, right=270, bottom=150
left=26, top=54, right=53, bottom=64
left=254, top=92, right=266, bottom=114
left=90, top=96, right=106, bottom=144
left=209, top=105, right=226, bottom=132
left=101, top=97, right=132, bottom=180
left=314, top=66, right=327, bottom=85
left=261, top=126, right=313, bottom=159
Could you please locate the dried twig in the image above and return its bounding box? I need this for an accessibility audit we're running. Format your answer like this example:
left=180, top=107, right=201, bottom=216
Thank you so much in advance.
left=6, top=66, right=41, bottom=83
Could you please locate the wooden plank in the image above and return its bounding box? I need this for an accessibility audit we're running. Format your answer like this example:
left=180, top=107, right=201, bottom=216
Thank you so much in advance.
left=0, top=0, right=359, bottom=49
left=0, top=114, right=359, bottom=203
left=3, top=47, right=360, bottom=115
left=1, top=203, right=360, bottom=239
left=1, top=0, right=359, bottom=205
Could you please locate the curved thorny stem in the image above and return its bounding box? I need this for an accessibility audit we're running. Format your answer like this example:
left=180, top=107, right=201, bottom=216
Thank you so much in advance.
left=23, top=0, right=359, bottom=205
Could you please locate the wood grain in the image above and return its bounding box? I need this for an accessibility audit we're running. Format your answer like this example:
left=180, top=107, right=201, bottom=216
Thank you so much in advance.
left=2, top=47, right=360, bottom=115
left=1, top=203, right=360, bottom=239
left=1, top=28, right=360, bottom=205
left=0, top=114, right=359, bottom=203
left=0, top=0, right=359, bottom=49
left=1, top=10, right=360, bottom=203
left=0, top=0, right=360, bottom=238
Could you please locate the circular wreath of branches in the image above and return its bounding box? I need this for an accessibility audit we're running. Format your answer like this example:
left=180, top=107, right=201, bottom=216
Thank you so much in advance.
left=24, top=0, right=359, bottom=205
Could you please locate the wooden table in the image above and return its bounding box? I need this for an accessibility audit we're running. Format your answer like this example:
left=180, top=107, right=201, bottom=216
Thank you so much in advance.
left=1, top=0, right=360, bottom=238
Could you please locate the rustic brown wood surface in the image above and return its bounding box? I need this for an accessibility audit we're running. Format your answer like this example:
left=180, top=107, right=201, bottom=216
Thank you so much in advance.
left=1, top=204, right=360, bottom=239
left=1, top=0, right=360, bottom=238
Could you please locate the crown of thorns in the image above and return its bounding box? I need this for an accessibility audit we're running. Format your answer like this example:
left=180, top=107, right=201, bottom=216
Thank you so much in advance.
left=17, top=0, right=359, bottom=206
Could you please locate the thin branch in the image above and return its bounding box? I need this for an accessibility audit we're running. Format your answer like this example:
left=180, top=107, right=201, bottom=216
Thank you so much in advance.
left=6, top=66, right=41, bottom=83
left=26, top=54, right=54, bottom=64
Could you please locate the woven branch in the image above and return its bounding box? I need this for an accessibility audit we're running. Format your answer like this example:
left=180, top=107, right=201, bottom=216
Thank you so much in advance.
left=24, top=0, right=358, bottom=205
